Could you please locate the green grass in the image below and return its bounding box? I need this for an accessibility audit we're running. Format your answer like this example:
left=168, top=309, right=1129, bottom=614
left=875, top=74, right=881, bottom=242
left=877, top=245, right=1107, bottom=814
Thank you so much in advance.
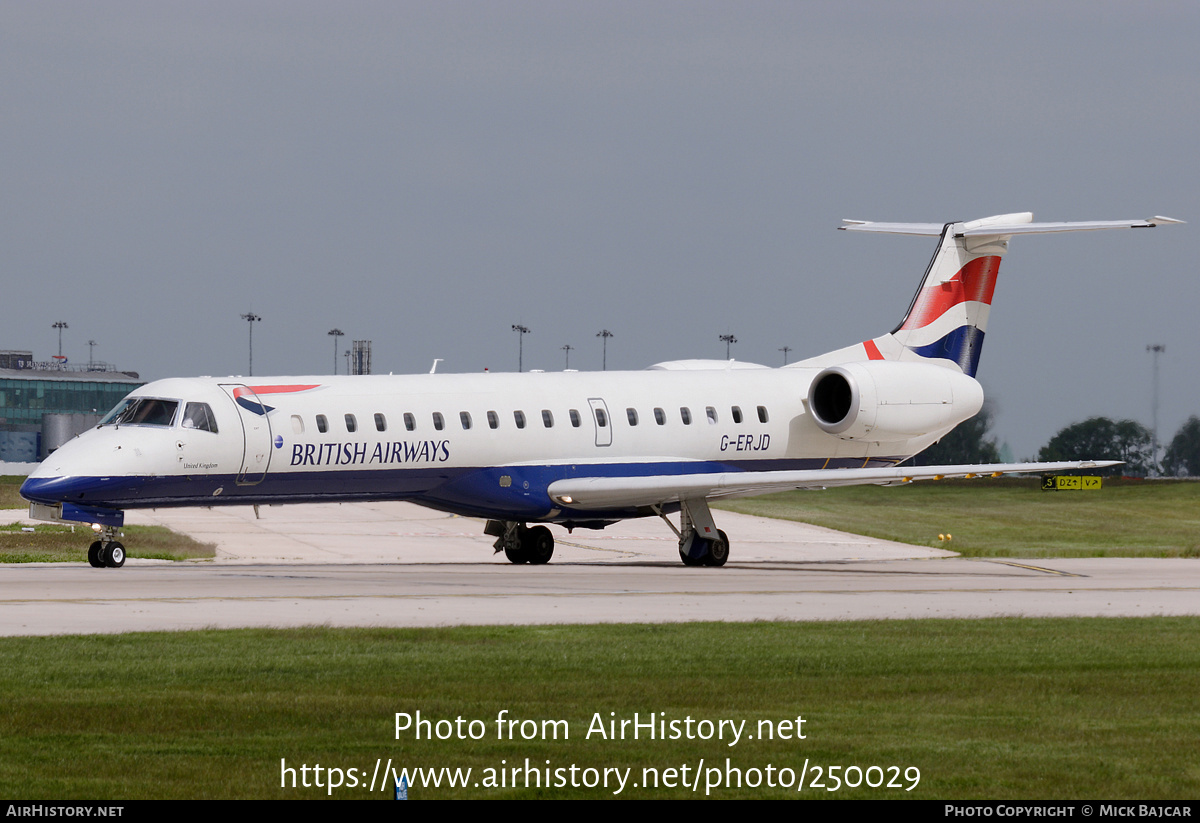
left=0, top=620, right=1197, bottom=799
left=0, top=522, right=215, bottom=562
left=718, top=478, right=1200, bottom=558
left=0, top=475, right=30, bottom=509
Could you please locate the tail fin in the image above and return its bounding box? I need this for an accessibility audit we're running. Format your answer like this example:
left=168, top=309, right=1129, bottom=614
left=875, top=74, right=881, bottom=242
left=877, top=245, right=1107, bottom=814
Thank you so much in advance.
left=884, top=212, right=1019, bottom=377
left=799, top=213, right=1182, bottom=377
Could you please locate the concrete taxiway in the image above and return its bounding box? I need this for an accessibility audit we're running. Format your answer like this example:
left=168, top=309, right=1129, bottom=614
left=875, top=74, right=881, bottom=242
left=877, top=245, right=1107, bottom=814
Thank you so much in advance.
left=1, top=502, right=1197, bottom=635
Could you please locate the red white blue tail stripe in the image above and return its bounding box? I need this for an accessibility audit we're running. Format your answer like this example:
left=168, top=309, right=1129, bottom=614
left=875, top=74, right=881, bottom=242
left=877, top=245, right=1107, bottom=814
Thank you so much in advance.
left=892, top=252, right=1001, bottom=377
left=798, top=212, right=1180, bottom=377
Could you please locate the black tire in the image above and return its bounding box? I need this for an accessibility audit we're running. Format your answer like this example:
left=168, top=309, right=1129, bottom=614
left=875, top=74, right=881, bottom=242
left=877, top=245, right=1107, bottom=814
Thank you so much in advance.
left=679, top=534, right=708, bottom=566
left=504, top=541, right=528, bottom=564
left=525, top=526, right=554, bottom=565
left=705, top=530, right=730, bottom=567
left=105, top=541, right=126, bottom=569
left=88, top=541, right=105, bottom=568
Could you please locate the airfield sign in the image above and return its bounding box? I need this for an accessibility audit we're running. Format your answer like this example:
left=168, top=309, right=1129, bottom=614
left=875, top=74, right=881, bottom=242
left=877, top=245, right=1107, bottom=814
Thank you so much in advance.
left=1042, top=476, right=1103, bottom=491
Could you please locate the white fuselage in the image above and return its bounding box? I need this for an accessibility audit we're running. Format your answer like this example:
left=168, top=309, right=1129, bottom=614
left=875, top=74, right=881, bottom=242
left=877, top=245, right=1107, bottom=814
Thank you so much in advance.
left=23, top=363, right=981, bottom=525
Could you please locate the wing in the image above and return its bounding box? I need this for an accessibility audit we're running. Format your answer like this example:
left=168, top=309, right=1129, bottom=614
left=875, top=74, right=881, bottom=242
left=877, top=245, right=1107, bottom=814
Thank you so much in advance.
left=547, top=461, right=1119, bottom=510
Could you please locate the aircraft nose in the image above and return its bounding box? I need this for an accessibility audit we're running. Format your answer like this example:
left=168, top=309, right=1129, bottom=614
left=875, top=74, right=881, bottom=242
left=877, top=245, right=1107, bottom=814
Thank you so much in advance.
left=20, top=475, right=85, bottom=505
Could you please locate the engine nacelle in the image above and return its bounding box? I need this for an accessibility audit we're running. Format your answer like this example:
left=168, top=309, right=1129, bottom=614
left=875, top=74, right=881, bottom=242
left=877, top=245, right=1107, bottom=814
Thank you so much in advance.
left=807, top=361, right=984, bottom=442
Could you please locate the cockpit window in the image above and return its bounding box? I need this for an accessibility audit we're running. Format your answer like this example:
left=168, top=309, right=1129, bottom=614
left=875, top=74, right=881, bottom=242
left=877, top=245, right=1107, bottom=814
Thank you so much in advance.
left=182, top=402, right=218, bottom=433
left=101, top=397, right=180, bottom=428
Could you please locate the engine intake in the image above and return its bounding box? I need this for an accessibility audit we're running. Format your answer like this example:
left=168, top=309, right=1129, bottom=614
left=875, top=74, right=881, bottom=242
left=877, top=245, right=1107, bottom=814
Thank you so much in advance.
left=807, top=361, right=983, bottom=442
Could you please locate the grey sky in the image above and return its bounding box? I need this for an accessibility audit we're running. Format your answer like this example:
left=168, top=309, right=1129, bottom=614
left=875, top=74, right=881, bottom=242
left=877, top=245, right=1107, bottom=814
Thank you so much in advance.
left=2, top=1, right=1195, bottom=458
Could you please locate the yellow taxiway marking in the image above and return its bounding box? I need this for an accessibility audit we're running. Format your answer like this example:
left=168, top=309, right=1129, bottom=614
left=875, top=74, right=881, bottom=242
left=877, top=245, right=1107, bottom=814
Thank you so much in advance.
left=979, top=559, right=1086, bottom=577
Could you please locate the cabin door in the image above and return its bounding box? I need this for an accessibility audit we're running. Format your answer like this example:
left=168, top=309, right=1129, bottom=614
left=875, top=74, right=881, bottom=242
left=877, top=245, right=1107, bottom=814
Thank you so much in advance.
left=219, top=383, right=274, bottom=485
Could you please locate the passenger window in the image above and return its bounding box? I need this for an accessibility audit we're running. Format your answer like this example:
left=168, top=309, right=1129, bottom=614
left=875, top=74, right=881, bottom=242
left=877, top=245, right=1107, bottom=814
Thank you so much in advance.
left=488, top=411, right=499, bottom=429
left=627, top=408, right=638, bottom=426
left=758, top=405, right=769, bottom=423
left=706, top=406, right=718, bottom=425
left=433, top=412, right=445, bottom=431
left=182, top=402, right=218, bottom=433
left=291, top=414, right=304, bottom=435
left=569, top=409, right=581, bottom=427
left=404, top=413, right=416, bottom=432
left=316, top=414, right=328, bottom=433
left=654, top=407, right=665, bottom=425
left=374, top=413, right=387, bottom=432
left=542, top=410, right=554, bottom=428
left=345, top=413, right=357, bottom=433
left=514, top=410, right=526, bottom=429
left=595, top=408, right=607, bottom=427
left=732, top=406, right=743, bottom=424
left=460, top=411, right=472, bottom=430
left=680, top=407, right=692, bottom=425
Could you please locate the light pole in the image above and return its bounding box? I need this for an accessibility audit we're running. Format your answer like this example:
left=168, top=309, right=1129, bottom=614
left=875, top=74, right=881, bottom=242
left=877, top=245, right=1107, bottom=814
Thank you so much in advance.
left=779, top=346, right=792, bottom=365
left=88, top=340, right=97, bottom=368
left=241, top=312, right=261, bottom=376
left=52, top=321, right=68, bottom=358
left=596, top=329, right=613, bottom=370
left=720, top=333, right=737, bottom=360
left=561, top=343, right=574, bottom=370
left=1147, top=343, right=1165, bottom=475
left=512, top=324, right=530, bottom=372
left=328, top=329, right=344, bottom=374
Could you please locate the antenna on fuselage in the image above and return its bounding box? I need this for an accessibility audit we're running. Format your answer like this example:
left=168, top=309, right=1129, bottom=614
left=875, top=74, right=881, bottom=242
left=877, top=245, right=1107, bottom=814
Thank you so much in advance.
left=429, top=359, right=443, bottom=374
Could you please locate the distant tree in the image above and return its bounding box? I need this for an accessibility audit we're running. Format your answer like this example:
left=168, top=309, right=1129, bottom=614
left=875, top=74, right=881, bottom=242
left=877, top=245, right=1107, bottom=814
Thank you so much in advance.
left=1036, top=417, right=1154, bottom=477
left=1162, top=416, right=1200, bottom=477
left=908, top=403, right=1000, bottom=466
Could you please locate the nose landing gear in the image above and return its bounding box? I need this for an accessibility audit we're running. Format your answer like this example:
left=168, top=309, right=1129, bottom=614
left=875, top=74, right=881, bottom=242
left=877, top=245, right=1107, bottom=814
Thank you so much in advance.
left=87, top=527, right=126, bottom=569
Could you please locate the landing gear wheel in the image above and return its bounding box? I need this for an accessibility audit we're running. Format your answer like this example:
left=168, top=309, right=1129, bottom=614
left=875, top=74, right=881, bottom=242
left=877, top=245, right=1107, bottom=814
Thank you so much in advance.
left=496, top=522, right=534, bottom=564
left=525, top=526, right=554, bottom=565
left=88, top=541, right=105, bottom=568
left=679, top=533, right=708, bottom=566
left=705, top=530, right=729, bottom=567
left=105, top=542, right=126, bottom=568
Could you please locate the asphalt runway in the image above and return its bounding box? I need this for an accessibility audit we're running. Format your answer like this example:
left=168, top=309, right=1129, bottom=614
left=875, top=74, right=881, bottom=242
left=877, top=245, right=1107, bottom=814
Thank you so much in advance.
left=2, top=502, right=1198, bottom=635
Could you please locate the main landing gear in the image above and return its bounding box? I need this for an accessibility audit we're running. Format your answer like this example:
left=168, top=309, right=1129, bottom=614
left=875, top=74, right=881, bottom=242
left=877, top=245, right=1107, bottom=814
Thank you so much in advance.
left=485, top=498, right=730, bottom=568
left=86, top=526, right=126, bottom=569
left=656, top=497, right=730, bottom=567
left=486, top=521, right=555, bottom=565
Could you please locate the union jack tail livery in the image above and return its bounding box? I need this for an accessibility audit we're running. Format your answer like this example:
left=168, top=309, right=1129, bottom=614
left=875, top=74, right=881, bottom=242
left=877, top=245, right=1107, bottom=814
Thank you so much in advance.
left=885, top=215, right=1008, bottom=377
left=804, top=212, right=1183, bottom=377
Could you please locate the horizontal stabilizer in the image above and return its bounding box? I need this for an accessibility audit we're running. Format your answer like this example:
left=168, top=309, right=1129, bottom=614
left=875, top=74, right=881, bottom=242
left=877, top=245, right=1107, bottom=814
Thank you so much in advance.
left=839, top=220, right=944, bottom=236
left=548, top=461, right=1121, bottom=510
left=841, top=215, right=1183, bottom=238
left=959, top=216, right=1184, bottom=236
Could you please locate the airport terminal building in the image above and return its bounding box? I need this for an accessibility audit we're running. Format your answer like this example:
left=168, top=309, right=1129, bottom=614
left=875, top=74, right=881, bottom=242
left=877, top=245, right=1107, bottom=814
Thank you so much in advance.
left=0, top=351, right=143, bottom=462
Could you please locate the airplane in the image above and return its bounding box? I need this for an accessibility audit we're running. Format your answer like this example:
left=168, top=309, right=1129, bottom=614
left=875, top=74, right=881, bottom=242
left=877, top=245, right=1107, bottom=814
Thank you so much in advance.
left=20, top=212, right=1181, bottom=569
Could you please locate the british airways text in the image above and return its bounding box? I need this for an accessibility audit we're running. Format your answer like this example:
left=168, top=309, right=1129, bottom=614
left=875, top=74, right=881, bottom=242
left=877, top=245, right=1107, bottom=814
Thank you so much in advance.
left=290, top=440, right=451, bottom=466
